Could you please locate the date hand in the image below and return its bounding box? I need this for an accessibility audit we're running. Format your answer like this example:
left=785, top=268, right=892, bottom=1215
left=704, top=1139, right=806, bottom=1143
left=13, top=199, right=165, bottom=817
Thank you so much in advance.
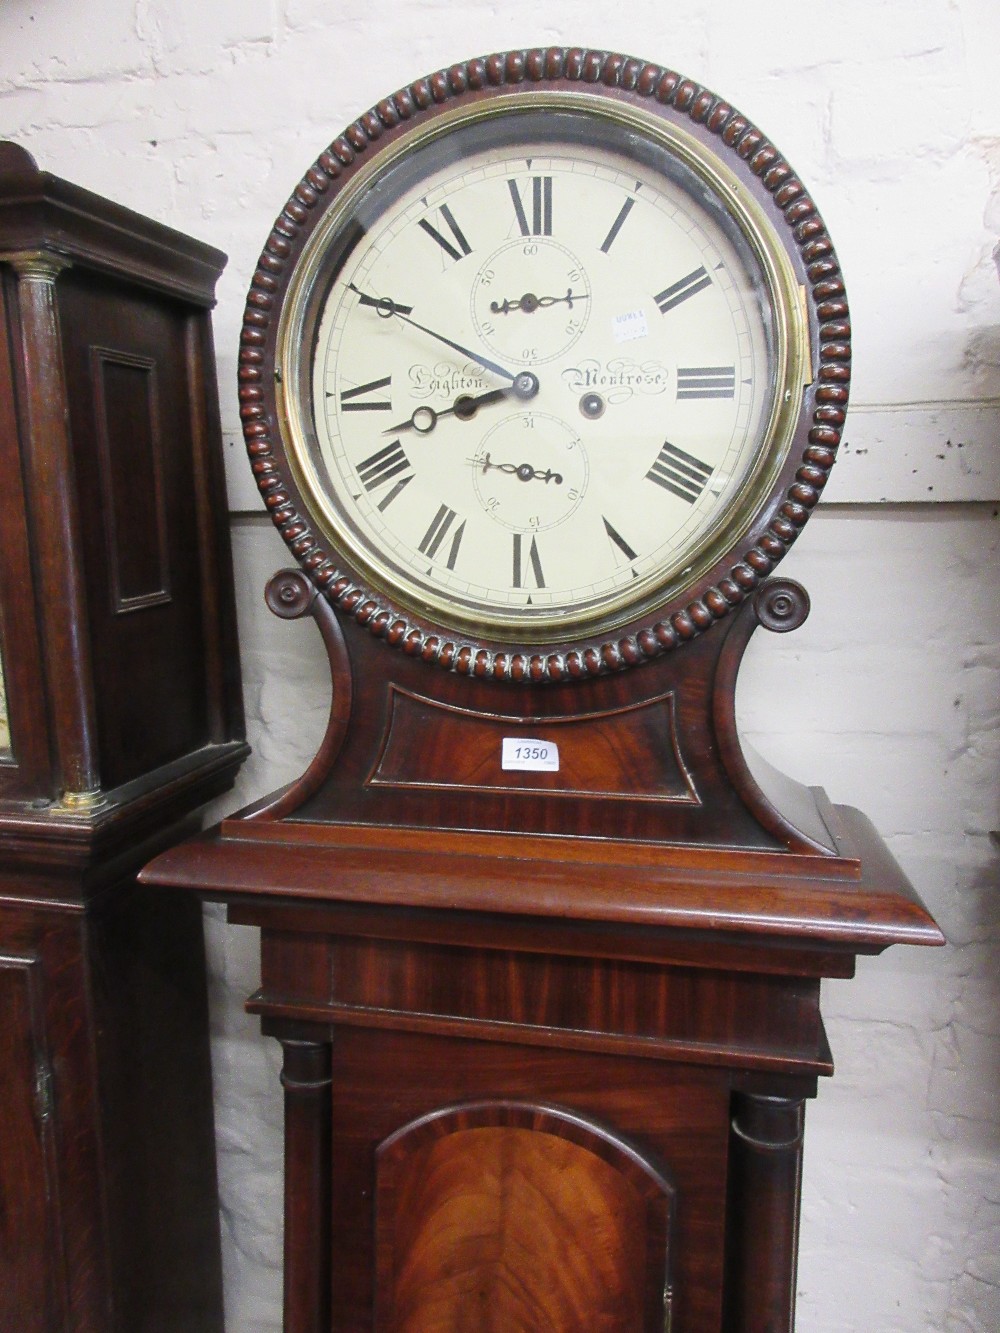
left=489, top=288, right=588, bottom=316
left=476, top=452, right=563, bottom=485
left=349, top=283, right=517, bottom=382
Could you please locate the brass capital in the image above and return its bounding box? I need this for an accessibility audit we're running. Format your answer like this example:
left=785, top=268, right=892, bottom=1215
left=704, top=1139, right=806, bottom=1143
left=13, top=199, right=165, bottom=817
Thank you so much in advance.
left=2, top=249, right=71, bottom=283
left=57, top=786, right=108, bottom=813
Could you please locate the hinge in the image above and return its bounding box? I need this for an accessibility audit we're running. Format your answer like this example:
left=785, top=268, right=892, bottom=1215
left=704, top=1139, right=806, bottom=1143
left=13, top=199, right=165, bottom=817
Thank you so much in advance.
left=34, top=1052, right=54, bottom=1123
left=663, top=1281, right=674, bottom=1333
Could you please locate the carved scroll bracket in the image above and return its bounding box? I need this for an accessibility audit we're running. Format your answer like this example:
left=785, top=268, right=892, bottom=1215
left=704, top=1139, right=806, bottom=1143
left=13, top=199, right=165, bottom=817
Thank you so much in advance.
left=247, top=569, right=353, bottom=821
left=712, top=577, right=842, bottom=857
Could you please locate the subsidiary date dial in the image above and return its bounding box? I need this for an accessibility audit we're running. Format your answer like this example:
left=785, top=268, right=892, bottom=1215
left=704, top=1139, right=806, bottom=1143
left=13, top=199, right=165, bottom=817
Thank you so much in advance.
left=284, top=101, right=801, bottom=642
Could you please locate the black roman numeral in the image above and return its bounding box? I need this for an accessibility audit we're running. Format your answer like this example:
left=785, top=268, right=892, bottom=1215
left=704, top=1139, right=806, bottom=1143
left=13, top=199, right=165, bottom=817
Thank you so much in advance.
left=418, top=504, right=465, bottom=569
left=509, top=177, right=552, bottom=236
left=676, top=366, right=736, bottom=400
left=654, top=267, right=712, bottom=314
left=646, top=440, right=713, bottom=504
left=512, top=532, right=545, bottom=588
left=600, top=198, right=635, bottom=253
left=356, top=441, right=413, bottom=511
left=418, top=203, right=472, bottom=262
left=339, top=375, right=392, bottom=412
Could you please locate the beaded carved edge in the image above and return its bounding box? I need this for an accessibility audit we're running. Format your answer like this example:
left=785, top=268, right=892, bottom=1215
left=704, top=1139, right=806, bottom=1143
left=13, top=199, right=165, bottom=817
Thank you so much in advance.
left=238, top=47, right=850, bottom=685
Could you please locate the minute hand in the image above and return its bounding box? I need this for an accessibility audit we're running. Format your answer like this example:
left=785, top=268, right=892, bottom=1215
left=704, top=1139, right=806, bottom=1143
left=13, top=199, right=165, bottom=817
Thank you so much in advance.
left=349, top=283, right=516, bottom=383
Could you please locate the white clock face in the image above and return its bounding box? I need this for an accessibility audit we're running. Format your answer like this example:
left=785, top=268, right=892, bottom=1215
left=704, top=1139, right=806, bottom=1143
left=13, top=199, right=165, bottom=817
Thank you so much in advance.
left=282, top=101, right=802, bottom=641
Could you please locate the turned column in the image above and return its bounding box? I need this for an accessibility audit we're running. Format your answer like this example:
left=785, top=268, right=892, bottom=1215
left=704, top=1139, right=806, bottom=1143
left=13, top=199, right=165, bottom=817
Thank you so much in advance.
left=3, top=249, right=102, bottom=807
left=277, top=1033, right=333, bottom=1333
left=725, top=1092, right=806, bottom=1333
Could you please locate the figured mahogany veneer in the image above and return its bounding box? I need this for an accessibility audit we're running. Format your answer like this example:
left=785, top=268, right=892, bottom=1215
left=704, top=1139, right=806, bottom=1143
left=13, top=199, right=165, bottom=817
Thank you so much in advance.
left=368, top=685, right=698, bottom=804
left=142, top=45, right=942, bottom=1332
left=248, top=571, right=844, bottom=858
left=144, top=796, right=941, bottom=1332
left=140, top=567, right=942, bottom=1333
left=376, top=1103, right=675, bottom=1332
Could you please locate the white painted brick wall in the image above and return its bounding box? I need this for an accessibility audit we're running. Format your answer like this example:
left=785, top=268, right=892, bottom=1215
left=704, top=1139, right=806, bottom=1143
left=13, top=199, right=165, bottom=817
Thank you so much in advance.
left=3, top=4, right=998, bottom=1329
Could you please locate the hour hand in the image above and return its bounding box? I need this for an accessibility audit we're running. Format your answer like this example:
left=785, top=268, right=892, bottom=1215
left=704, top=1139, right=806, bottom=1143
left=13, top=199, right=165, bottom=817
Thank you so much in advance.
left=383, top=387, right=510, bottom=436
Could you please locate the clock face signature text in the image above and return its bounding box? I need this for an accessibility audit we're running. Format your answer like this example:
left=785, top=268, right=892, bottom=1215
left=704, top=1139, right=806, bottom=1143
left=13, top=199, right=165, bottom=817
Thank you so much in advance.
left=305, top=128, right=773, bottom=631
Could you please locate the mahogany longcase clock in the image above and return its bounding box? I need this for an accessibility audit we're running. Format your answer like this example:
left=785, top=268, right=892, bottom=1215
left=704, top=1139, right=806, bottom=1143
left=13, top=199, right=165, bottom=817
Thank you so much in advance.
left=0, top=142, right=247, bottom=1331
left=142, top=49, right=942, bottom=1333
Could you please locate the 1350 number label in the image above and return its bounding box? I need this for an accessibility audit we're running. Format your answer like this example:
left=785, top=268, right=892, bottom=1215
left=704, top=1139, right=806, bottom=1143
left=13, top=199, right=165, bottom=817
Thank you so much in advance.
left=501, top=737, right=560, bottom=772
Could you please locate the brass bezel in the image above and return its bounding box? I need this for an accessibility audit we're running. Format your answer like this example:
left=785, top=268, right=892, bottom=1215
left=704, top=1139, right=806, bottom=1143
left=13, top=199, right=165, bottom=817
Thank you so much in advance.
left=275, top=91, right=808, bottom=644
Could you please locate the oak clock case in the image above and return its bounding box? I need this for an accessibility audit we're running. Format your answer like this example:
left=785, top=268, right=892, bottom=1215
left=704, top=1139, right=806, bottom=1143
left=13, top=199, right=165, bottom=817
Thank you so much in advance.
left=0, top=142, right=247, bottom=1331
left=143, top=50, right=942, bottom=1333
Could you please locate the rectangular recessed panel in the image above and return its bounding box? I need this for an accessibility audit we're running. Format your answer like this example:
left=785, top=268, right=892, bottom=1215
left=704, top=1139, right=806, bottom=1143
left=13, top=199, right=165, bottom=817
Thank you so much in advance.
left=369, top=686, right=699, bottom=803
left=91, top=348, right=171, bottom=612
left=60, top=275, right=211, bottom=789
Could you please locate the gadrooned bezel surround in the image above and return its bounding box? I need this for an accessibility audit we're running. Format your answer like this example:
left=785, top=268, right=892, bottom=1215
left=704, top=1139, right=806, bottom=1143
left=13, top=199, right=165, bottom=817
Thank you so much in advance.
left=239, top=48, right=851, bottom=685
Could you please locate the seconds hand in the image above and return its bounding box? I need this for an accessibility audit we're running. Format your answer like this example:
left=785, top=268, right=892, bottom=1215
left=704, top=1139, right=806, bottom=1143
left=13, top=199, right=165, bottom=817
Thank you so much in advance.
left=349, top=283, right=517, bottom=384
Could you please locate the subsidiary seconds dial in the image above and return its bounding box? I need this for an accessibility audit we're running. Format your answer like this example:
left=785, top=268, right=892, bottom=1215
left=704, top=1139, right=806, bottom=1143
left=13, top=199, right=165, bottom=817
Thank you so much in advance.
left=278, top=95, right=806, bottom=643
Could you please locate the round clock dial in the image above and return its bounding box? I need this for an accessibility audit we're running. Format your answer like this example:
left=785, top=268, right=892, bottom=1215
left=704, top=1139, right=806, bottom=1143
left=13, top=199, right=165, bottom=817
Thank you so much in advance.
left=244, top=52, right=850, bottom=680
left=278, top=97, right=806, bottom=643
